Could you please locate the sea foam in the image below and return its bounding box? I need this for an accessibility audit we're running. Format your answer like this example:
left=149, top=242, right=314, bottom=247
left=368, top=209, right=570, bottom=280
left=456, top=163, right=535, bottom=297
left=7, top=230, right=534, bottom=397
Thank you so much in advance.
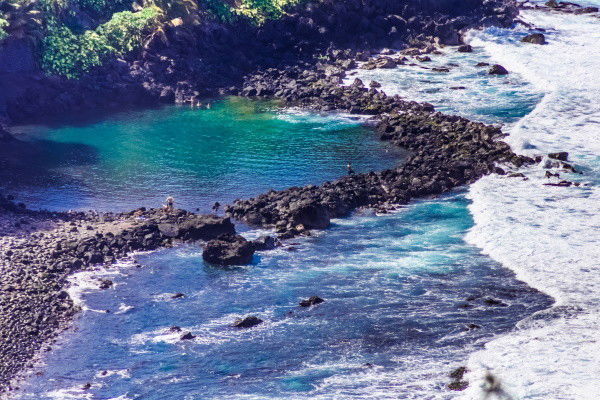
left=459, top=10, right=600, bottom=399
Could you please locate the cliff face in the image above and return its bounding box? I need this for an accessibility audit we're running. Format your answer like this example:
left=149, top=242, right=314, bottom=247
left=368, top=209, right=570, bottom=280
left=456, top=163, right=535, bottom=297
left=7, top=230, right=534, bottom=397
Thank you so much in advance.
left=0, top=0, right=518, bottom=124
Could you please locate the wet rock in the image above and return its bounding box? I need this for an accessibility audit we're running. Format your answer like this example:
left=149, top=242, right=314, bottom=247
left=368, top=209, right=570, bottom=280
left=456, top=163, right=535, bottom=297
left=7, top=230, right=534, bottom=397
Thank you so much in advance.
left=98, top=279, right=113, bottom=290
left=171, top=292, right=185, bottom=299
left=369, top=81, right=382, bottom=89
left=544, top=180, right=573, bottom=187
left=416, top=55, right=432, bottom=62
left=457, top=44, right=473, bottom=53
left=169, top=326, right=182, bottom=332
left=484, top=298, right=508, bottom=307
left=289, top=202, right=330, bottom=230
left=202, top=234, right=256, bottom=266
left=180, top=332, right=196, bottom=340
left=476, top=62, right=490, bottom=67
left=489, top=64, right=509, bottom=75
left=361, top=57, right=396, bottom=70
left=160, top=215, right=235, bottom=241
left=252, top=236, right=278, bottom=251
left=233, top=316, right=263, bottom=328
left=299, top=296, right=325, bottom=307
left=521, top=33, right=546, bottom=45
left=450, top=366, right=468, bottom=380
left=548, top=151, right=568, bottom=161
left=447, top=380, right=469, bottom=391
left=351, top=78, right=364, bottom=88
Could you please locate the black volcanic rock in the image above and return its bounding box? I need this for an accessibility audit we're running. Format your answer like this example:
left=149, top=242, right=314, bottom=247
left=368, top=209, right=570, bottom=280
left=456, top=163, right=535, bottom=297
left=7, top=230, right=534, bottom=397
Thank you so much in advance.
left=202, top=234, right=256, bottom=266
left=233, top=316, right=263, bottom=328
left=489, top=64, right=509, bottom=75
left=521, top=33, right=546, bottom=45
left=299, top=296, right=325, bottom=307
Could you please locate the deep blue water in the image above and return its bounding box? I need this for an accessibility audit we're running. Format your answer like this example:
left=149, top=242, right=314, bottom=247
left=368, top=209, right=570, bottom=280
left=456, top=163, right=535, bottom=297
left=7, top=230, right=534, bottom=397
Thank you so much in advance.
left=14, top=195, right=552, bottom=400
left=11, top=37, right=554, bottom=400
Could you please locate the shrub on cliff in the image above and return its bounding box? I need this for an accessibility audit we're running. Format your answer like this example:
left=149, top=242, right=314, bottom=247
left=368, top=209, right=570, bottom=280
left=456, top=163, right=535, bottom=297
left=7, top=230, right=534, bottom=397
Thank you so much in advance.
left=41, top=7, right=160, bottom=78
left=234, top=0, right=301, bottom=23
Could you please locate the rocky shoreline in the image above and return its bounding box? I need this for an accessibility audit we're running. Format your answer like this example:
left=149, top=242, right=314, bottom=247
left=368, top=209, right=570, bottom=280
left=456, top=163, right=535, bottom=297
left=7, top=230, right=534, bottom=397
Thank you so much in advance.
left=0, top=0, right=546, bottom=395
left=0, top=197, right=276, bottom=394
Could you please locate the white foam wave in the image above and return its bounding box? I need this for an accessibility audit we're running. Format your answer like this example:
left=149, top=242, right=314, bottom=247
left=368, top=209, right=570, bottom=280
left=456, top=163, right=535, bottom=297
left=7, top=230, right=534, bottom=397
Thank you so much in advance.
left=459, top=10, right=600, bottom=399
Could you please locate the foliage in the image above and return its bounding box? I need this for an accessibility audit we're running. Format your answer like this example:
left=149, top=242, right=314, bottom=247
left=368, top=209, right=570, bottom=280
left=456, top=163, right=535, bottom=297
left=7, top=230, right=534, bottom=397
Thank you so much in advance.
left=142, top=0, right=199, bottom=22
left=0, top=0, right=45, bottom=41
left=234, top=0, right=301, bottom=23
left=203, top=0, right=234, bottom=21
left=41, top=7, right=160, bottom=78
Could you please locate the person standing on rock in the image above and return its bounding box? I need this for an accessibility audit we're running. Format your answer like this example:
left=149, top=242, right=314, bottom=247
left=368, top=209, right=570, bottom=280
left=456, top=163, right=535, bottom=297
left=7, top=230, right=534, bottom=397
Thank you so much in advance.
left=164, top=196, right=174, bottom=213
left=347, top=163, right=355, bottom=175
left=212, top=202, right=220, bottom=212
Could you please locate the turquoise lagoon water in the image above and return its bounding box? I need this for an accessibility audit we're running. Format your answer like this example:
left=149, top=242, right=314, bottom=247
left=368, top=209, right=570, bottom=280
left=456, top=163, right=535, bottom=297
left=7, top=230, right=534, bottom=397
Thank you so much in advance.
left=11, top=37, right=555, bottom=400
left=2, top=97, right=402, bottom=212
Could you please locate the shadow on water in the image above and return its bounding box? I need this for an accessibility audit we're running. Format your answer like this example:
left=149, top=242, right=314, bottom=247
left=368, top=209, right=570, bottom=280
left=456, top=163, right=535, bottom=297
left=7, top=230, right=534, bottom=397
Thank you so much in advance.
left=0, top=134, right=99, bottom=188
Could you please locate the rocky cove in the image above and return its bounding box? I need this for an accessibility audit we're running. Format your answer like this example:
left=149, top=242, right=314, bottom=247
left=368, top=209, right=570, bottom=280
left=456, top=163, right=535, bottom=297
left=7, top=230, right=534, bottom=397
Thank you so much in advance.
left=0, top=0, right=589, bottom=397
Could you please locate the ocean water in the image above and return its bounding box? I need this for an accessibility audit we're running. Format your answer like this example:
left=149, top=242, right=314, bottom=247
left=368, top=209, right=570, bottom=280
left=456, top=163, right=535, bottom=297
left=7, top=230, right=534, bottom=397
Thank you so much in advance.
left=9, top=9, right=585, bottom=400
left=348, top=9, right=600, bottom=399
left=460, top=10, right=600, bottom=400
left=1, top=97, right=401, bottom=212
left=13, top=196, right=552, bottom=400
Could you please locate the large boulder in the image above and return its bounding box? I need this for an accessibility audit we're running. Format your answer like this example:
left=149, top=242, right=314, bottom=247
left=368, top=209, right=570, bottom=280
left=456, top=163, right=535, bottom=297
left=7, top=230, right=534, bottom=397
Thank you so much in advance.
left=202, top=234, right=255, bottom=265
left=288, top=201, right=330, bottom=230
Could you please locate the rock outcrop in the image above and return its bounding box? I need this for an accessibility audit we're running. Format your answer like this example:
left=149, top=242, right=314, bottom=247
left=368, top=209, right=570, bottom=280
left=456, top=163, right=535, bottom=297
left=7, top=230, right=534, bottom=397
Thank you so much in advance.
left=202, top=234, right=256, bottom=266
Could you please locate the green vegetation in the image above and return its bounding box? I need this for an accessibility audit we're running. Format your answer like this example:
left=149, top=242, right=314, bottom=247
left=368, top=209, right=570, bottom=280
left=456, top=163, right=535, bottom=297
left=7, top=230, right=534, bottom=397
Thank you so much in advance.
left=0, top=0, right=308, bottom=78
left=42, top=7, right=160, bottom=78
left=235, top=0, right=301, bottom=23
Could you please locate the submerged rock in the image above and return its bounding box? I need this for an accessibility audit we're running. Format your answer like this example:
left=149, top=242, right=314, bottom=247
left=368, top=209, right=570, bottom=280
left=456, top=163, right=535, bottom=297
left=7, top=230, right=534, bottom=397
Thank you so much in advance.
left=548, top=151, right=568, bottom=161
left=202, top=234, right=255, bottom=266
left=98, top=279, right=113, bottom=290
left=180, top=332, right=196, bottom=340
left=251, top=236, right=278, bottom=251
left=233, top=316, right=263, bottom=328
